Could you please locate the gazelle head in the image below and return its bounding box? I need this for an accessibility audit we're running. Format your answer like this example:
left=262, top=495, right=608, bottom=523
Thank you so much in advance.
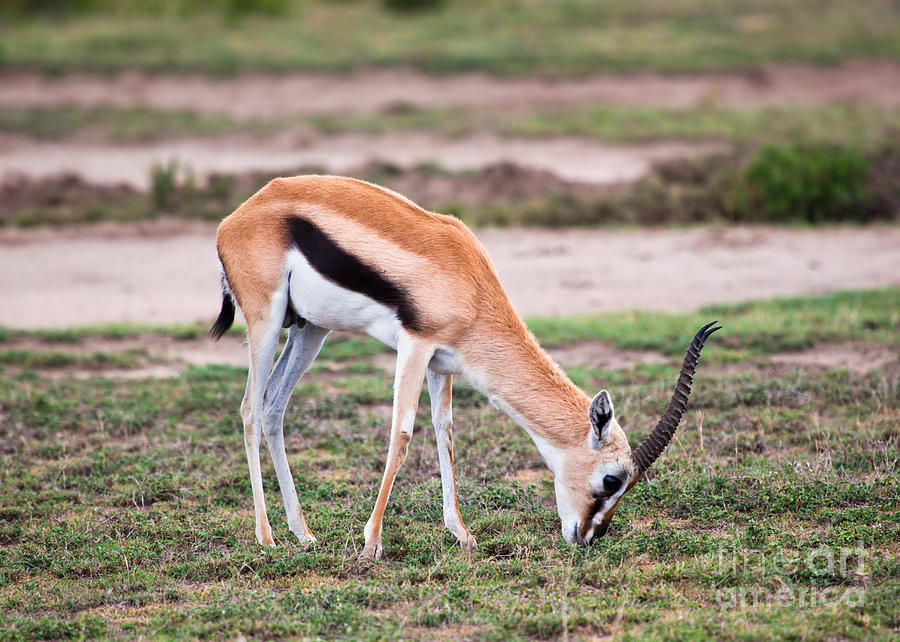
left=555, top=322, right=721, bottom=545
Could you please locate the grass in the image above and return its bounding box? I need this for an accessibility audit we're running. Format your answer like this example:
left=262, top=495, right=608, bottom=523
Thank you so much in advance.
left=5, top=103, right=900, bottom=146
left=2, top=288, right=896, bottom=361
left=0, top=348, right=145, bottom=370
left=0, top=289, right=897, bottom=639
left=1, top=0, right=899, bottom=76
left=0, top=106, right=245, bottom=142
left=503, top=104, right=900, bottom=146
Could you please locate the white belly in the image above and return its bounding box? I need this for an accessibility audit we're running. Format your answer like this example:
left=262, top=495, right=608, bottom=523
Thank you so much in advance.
left=285, top=249, right=401, bottom=349
left=284, top=249, right=467, bottom=376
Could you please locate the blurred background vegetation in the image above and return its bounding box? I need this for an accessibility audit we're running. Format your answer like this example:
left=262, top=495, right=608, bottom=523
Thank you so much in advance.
left=1, top=0, right=898, bottom=74
left=1, top=0, right=898, bottom=227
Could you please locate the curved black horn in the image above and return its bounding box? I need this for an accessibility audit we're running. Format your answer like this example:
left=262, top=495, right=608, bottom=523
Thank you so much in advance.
left=632, top=321, right=722, bottom=474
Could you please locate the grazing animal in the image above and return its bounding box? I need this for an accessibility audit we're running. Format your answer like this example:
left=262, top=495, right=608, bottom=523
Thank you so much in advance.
left=211, top=175, right=720, bottom=559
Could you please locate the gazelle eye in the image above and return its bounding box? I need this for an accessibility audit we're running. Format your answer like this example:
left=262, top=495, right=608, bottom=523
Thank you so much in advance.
left=603, top=475, right=622, bottom=493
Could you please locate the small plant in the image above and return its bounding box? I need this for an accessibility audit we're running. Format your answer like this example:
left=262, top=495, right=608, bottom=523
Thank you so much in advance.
left=150, top=159, right=180, bottom=212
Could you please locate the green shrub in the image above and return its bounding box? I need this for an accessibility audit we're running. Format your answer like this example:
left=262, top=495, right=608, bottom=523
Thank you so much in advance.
left=622, top=143, right=900, bottom=226
left=726, top=143, right=871, bottom=223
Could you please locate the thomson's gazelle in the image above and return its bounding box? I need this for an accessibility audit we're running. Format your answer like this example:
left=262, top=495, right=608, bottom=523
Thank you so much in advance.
left=211, top=175, right=719, bottom=559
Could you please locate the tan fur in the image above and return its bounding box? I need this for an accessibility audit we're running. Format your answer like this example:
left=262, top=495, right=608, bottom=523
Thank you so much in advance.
left=216, top=175, right=637, bottom=552
left=361, top=334, right=435, bottom=559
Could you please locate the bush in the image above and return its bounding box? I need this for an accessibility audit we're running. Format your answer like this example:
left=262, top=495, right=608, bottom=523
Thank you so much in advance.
left=726, top=143, right=871, bottom=223
left=625, top=143, right=900, bottom=226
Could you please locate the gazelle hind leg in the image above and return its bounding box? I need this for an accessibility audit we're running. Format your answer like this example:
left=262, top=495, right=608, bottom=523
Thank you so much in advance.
left=261, top=321, right=329, bottom=544
left=361, top=331, right=435, bottom=560
left=241, top=299, right=287, bottom=546
left=426, top=370, right=476, bottom=551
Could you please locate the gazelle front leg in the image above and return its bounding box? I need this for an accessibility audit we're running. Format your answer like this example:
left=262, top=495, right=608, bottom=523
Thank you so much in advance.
left=426, top=370, right=476, bottom=551
left=361, top=331, right=434, bottom=560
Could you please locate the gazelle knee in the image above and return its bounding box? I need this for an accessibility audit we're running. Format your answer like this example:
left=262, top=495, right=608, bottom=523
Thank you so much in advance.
left=395, top=431, right=411, bottom=463
left=261, top=403, right=284, bottom=442
left=244, top=424, right=260, bottom=449
left=433, top=417, right=452, bottom=435
left=262, top=420, right=282, bottom=444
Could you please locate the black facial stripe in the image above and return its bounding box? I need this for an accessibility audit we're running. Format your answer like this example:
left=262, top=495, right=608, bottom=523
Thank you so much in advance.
left=286, top=217, right=423, bottom=332
left=584, top=496, right=608, bottom=527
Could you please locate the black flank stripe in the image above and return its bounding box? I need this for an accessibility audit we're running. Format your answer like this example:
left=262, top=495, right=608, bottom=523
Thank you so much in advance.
left=286, top=217, right=423, bottom=332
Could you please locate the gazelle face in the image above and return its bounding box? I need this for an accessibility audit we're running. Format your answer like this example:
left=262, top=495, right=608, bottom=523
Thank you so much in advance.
left=555, top=391, right=638, bottom=545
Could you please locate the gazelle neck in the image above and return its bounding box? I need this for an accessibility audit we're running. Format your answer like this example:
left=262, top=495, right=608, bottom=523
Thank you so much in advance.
left=458, top=314, right=591, bottom=472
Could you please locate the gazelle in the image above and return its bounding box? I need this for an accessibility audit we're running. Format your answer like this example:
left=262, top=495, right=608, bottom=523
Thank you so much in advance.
left=211, top=175, right=719, bottom=559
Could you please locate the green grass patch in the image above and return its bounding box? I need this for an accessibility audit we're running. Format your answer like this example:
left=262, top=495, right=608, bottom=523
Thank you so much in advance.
left=0, top=290, right=897, bottom=638
left=1, top=0, right=899, bottom=75
left=0, top=348, right=144, bottom=369
left=2, top=288, right=896, bottom=360
left=0, top=106, right=247, bottom=141
left=529, top=288, right=900, bottom=355
left=5, top=103, right=900, bottom=146
left=504, top=104, right=900, bottom=146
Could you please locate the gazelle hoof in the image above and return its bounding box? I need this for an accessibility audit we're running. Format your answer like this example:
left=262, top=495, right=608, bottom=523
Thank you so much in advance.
left=359, top=542, right=383, bottom=561
left=460, top=533, right=477, bottom=553
left=292, top=528, right=318, bottom=545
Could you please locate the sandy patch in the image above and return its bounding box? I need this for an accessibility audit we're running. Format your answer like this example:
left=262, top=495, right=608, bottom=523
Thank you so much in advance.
left=2, top=333, right=248, bottom=380
left=3, top=62, right=899, bottom=117
left=769, top=343, right=898, bottom=375
left=1, top=223, right=897, bottom=329
left=510, top=468, right=553, bottom=484
left=548, top=342, right=668, bottom=370
left=0, top=132, right=721, bottom=188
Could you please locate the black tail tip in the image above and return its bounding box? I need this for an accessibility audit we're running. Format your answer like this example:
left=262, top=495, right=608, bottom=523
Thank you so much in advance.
left=210, top=293, right=235, bottom=340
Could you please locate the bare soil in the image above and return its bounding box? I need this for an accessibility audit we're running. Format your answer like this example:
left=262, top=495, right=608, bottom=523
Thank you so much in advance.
left=1, top=222, right=897, bottom=329
left=4, top=62, right=899, bottom=117
left=0, top=132, right=721, bottom=188
left=1, top=62, right=895, bottom=196
left=769, top=342, right=899, bottom=375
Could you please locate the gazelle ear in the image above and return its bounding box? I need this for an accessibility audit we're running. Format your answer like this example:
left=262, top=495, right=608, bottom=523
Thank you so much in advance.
left=589, top=390, right=614, bottom=447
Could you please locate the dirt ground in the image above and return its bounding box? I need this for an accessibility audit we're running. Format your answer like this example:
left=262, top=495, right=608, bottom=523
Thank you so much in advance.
left=2, top=65, right=897, bottom=333
left=2, top=61, right=895, bottom=189
left=0, top=133, right=722, bottom=188
left=2, top=222, right=897, bottom=330
left=4, top=62, right=900, bottom=117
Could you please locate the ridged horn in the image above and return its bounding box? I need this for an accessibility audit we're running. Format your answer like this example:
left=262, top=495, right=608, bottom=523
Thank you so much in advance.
left=632, top=321, right=722, bottom=474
